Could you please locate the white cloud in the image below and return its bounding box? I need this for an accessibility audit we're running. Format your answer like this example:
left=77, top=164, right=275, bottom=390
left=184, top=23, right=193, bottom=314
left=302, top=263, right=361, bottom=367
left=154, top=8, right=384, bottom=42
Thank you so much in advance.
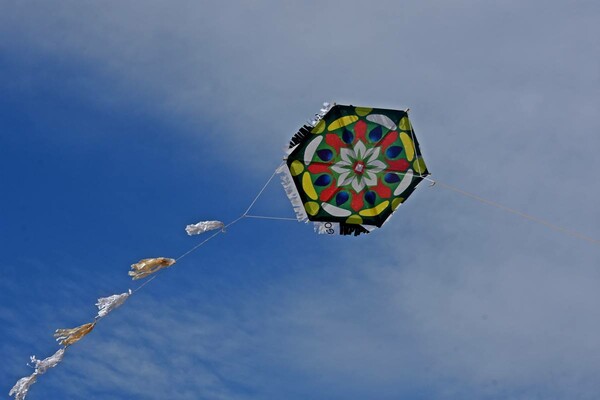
left=3, top=1, right=596, bottom=168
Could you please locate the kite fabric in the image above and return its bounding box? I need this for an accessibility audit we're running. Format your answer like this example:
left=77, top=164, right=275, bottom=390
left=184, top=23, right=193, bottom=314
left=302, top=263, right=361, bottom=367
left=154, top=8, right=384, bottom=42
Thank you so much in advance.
left=54, top=322, right=96, bottom=346
left=281, top=103, right=429, bottom=236
left=96, top=290, right=132, bottom=319
left=30, top=348, right=65, bottom=375
left=185, top=220, right=225, bottom=236
left=9, top=373, right=37, bottom=400
left=129, top=257, right=176, bottom=280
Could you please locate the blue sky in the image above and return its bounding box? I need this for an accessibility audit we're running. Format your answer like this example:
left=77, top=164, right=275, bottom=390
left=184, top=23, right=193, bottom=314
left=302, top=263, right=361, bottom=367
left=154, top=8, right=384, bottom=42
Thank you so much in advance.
left=2, top=1, right=600, bottom=399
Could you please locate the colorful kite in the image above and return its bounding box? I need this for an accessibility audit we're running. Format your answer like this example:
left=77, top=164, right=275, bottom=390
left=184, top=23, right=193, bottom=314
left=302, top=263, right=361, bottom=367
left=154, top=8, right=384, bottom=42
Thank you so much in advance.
left=280, top=103, right=430, bottom=235
left=10, top=102, right=432, bottom=399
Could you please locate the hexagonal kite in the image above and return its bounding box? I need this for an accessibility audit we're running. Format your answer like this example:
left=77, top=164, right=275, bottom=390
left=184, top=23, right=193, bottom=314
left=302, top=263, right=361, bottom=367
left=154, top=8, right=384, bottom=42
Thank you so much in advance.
left=280, top=103, right=429, bottom=235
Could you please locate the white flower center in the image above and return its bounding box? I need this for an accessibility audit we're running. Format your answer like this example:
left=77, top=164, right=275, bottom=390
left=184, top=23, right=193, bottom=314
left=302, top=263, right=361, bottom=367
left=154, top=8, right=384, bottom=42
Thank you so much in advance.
left=330, top=140, right=387, bottom=192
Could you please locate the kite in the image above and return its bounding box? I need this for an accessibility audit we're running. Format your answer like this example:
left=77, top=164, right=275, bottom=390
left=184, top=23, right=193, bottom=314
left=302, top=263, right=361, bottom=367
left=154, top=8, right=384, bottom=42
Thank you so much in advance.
left=280, top=103, right=430, bottom=235
left=12, top=100, right=598, bottom=400
left=8, top=102, right=434, bottom=399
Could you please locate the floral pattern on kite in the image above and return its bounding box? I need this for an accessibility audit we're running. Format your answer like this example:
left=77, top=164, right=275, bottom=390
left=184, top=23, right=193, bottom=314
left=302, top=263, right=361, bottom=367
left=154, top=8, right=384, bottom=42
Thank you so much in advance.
left=284, top=104, right=429, bottom=235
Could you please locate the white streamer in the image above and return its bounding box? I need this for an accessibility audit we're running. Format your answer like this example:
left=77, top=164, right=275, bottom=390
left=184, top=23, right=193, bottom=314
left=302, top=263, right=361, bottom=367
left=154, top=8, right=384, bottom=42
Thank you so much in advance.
left=96, top=290, right=132, bottom=319
left=9, top=373, right=37, bottom=400
left=185, top=220, right=224, bottom=236
left=30, top=348, right=65, bottom=375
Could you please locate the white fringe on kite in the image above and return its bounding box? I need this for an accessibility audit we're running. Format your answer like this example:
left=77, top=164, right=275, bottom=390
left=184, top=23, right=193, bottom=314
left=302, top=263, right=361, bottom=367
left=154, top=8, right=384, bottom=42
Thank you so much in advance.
left=280, top=101, right=334, bottom=223
left=30, top=348, right=65, bottom=375
left=185, top=220, right=224, bottom=236
left=9, top=373, right=37, bottom=400
left=96, top=290, right=132, bottom=319
left=277, top=163, right=308, bottom=223
left=308, top=101, right=334, bottom=127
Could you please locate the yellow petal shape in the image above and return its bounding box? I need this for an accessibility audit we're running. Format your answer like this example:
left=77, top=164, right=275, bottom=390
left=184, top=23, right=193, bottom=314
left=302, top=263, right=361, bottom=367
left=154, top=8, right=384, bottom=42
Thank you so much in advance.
left=311, top=119, right=326, bottom=134
left=328, top=115, right=358, bottom=131
left=400, top=132, right=415, bottom=161
left=399, top=116, right=411, bottom=131
left=413, top=157, right=428, bottom=175
left=346, top=215, right=363, bottom=224
left=302, top=172, right=318, bottom=200
left=304, top=201, right=320, bottom=216
left=290, top=160, right=304, bottom=176
left=359, top=201, right=390, bottom=217
left=392, top=197, right=405, bottom=210
left=355, top=107, right=372, bottom=116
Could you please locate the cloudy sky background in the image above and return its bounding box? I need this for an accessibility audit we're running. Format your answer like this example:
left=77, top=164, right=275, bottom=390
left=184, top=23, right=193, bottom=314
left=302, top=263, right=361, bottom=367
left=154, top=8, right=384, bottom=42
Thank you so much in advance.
left=1, top=1, right=600, bottom=399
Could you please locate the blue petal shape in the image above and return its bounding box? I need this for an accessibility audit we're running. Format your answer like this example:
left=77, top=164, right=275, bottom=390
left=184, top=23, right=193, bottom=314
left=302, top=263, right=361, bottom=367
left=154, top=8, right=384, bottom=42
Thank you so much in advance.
left=369, top=126, right=383, bottom=142
left=336, top=191, right=350, bottom=206
left=317, top=149, right=333, bottom=161
left=386, top=146, right=403, bottom=158
left=364, top=191, right=377, bottom=205
left=384, top=173, right=400, bottom=183
left=314, top=174, right=332, bottom=187
left=342, top=129, right=354, bottom=144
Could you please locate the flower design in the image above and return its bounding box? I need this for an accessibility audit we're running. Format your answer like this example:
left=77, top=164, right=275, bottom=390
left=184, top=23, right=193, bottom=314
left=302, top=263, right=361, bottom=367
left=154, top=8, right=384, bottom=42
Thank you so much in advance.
left=331, top=141, right=386, bottom=192
left=283, top=105, right=430, bottom=234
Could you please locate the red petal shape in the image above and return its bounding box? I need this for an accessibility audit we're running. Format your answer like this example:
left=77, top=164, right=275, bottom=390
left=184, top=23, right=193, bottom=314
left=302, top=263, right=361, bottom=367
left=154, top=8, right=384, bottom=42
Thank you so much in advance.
left=380, top=131, right=398, bottom=150
left=354, top=120, right=367, bottom=143
left=325, top=133, right=346, bottom=154
left=308, top=163, right=332, bottom=174
left=351, top=191, right=364, bottom=211
left=372, top=180, right=392, bottom=198
left=319, top=179, right=339, bottom=202
left=387, top=159, right=410, bottom=172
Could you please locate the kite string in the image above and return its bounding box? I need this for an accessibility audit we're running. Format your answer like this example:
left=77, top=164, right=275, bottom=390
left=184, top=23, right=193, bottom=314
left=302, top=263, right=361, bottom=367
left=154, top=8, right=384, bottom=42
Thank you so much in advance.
left=244, top=215, right=298, bottom=221
left=179, top=162, right=283, bottom=262
left=132, top=217, right=241, bottom=293
left=175, top=215, right=244, bottom=263
left=133, top=163, right=285, bottom=294
left=431, top=179, right=600, bottom=246
left=243, top=163, right=283, bottom=215
left=139, top=163, right=283, bottom=292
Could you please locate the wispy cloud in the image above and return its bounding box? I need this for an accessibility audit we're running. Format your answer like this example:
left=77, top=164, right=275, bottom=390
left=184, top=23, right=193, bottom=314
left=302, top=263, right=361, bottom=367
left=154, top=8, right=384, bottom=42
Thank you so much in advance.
left=3, top=1, right=597, bottom=173
left=19, top=236, right=599, bottom=399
